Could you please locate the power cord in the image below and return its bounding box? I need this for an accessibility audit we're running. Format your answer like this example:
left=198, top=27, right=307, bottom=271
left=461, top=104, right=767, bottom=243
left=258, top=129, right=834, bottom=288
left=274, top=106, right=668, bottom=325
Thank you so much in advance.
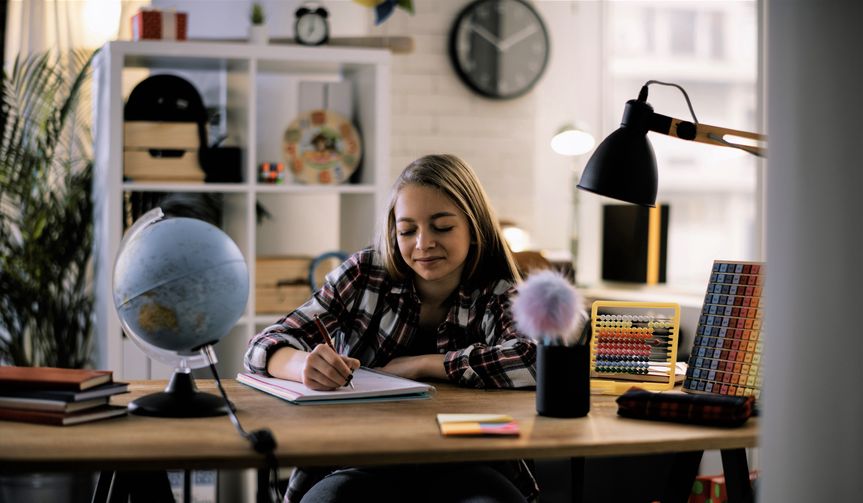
left=202, top=346, right=282, bottom=503
left=643, top=79, right=700, bottom=123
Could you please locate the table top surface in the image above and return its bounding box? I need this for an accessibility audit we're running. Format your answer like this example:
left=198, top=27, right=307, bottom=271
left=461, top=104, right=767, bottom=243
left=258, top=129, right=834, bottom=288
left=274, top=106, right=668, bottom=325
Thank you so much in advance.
left=0, top=379, right=758, bottom=472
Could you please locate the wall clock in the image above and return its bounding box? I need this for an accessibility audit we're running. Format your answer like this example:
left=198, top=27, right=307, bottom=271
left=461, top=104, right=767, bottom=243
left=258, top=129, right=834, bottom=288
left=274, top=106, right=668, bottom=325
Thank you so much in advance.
left=449, top=0, right=550, bottom=100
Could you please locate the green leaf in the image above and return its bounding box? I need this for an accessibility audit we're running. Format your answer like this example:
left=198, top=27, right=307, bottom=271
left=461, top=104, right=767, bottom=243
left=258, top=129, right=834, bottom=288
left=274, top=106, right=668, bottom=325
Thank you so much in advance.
left=397, top=0, right=414, bottom=14
left=0, top=49, right=96, bottom=368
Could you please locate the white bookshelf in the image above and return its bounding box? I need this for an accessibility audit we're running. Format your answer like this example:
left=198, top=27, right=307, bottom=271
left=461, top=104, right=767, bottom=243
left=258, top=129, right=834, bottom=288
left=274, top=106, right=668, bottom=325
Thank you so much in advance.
left=93, top=40, right=391, bottom=379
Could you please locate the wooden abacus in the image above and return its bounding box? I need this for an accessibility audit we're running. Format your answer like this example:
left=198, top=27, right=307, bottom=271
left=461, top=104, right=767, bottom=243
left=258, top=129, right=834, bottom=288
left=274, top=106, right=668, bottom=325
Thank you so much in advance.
left=589, top=301, right=681, bottom=394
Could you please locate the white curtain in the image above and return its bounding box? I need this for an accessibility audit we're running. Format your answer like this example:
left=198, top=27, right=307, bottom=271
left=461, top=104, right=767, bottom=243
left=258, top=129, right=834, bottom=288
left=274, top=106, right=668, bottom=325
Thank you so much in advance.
left=3, top=0, right=148, bottom=160
left=4, top=0, right=148, bottom=63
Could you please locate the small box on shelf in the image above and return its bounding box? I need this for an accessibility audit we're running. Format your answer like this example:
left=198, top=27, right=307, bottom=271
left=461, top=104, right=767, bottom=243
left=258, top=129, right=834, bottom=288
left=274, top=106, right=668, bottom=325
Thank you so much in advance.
left=256, top=256, right=312, bottom=314
left=123, top=121, right=204, bottom=182
left=131, top=9, right=188, bottom=41
left=255, top=256, right=342, bottom=314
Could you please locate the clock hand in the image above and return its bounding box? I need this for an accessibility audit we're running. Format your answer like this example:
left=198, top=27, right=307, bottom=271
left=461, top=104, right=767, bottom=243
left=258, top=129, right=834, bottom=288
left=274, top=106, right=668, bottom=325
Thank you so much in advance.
left=499, top=24, right=538, bottom=52
left=469, top=23, right=503, bottom=51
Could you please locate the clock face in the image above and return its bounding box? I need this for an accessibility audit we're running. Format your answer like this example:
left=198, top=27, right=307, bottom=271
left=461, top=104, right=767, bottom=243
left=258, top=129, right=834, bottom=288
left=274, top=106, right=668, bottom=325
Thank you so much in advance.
left=449, top=0, right=550, bottom=99
left=296, top=13, right=328, bottom=46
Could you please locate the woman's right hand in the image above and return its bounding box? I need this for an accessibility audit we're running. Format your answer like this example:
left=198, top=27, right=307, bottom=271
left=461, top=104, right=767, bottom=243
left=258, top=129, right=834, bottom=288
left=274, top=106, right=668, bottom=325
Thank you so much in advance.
left=303, top=344, right=361, bottom=391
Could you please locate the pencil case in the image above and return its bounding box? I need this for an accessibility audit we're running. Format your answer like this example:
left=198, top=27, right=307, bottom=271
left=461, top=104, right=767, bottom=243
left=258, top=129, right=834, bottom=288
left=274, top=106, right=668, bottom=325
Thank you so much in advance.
left=616, top=386, right=755, bottom=427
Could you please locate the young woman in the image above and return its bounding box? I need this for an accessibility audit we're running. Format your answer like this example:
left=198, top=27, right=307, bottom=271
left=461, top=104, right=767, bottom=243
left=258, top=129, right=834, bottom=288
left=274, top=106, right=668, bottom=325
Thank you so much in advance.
left=244, top=154, right=538, bottom=502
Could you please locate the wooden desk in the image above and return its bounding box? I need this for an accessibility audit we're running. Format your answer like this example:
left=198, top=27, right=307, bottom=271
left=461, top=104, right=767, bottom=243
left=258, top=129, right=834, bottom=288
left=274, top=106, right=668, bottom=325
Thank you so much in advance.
left=0, top=380, right=758, bottom=501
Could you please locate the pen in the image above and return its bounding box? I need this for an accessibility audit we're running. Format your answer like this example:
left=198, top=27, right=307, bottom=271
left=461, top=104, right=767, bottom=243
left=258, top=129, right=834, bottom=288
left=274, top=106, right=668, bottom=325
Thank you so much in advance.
left=313, top=315, right=355, bottom=389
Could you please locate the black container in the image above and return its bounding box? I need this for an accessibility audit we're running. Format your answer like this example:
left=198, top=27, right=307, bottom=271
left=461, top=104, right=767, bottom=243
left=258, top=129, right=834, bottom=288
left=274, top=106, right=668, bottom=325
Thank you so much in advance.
left=536, top=344, right=590, bottom=418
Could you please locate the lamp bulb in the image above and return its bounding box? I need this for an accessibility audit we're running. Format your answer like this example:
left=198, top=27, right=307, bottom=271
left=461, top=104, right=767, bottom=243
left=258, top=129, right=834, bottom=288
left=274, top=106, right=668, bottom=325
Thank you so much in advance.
left=551, top=129, right=596, bottom=156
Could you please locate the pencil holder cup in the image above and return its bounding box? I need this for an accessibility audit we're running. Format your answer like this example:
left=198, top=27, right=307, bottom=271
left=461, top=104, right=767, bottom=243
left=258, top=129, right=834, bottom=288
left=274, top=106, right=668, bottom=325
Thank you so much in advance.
left=536, top=344, right=590, bottom=418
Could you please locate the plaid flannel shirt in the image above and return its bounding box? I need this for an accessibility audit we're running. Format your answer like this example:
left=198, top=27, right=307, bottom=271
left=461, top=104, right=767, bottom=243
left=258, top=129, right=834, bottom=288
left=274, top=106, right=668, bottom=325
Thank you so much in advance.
left=243, top=248, right=539, bottom=501
left=244, top=248, right=537, bottom=388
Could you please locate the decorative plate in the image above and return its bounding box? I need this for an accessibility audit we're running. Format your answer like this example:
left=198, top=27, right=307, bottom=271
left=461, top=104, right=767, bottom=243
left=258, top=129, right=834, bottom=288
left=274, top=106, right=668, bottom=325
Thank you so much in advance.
left=282, top=109, right=362, bottom=184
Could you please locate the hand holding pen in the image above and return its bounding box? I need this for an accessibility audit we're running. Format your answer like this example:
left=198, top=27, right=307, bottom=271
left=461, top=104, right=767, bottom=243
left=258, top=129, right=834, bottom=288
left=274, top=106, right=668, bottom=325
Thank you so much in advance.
left=313, top=315, right=357, bottom=389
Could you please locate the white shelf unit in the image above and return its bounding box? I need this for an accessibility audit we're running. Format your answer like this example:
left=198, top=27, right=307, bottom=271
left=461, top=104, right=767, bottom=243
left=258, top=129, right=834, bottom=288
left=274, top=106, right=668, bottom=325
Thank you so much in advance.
left=93, top=40, right=391, bottom=379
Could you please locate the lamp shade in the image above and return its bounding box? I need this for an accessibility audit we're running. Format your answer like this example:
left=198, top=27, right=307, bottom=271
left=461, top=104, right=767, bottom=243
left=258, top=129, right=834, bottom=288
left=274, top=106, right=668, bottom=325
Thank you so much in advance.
left=577, top=99, right=659, bottom=207
left=551, top=124, right=595, bottom=156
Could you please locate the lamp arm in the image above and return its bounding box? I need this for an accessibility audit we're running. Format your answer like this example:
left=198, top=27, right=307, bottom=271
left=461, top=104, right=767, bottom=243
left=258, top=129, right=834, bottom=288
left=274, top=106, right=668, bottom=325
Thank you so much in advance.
left=649, top=113, right=767, bottom=157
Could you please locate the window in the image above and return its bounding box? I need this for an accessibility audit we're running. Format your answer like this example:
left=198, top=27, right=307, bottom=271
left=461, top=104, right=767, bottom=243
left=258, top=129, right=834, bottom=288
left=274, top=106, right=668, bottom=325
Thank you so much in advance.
left=603, top=0, right=761, bottom=286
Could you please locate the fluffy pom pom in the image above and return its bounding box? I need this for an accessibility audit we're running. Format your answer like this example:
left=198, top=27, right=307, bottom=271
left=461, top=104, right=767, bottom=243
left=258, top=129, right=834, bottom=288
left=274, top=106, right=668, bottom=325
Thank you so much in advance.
left=511, top=270, right=585, bottom=343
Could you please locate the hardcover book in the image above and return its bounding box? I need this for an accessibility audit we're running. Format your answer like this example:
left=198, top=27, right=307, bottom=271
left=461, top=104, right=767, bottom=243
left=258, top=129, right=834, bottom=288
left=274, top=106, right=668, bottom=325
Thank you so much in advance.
left=0, top=404, right=128, bottom=426
left=0, top=381, right=129, bottom=402
left=0, top=366, right=112, bottom=391
left=0, top=396, right=109, bottom=413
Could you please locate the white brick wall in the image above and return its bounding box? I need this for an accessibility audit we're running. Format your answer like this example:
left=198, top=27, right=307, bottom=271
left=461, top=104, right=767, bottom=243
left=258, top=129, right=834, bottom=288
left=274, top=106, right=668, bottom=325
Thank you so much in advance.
left=371, top=0, right=605, bottom=273
left=374, top=0, right=539, bottom=232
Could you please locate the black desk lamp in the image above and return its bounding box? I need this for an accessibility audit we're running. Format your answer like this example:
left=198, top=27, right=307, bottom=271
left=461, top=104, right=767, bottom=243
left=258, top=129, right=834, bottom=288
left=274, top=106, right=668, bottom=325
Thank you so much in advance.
left=577, top=80, right=767, bottom=207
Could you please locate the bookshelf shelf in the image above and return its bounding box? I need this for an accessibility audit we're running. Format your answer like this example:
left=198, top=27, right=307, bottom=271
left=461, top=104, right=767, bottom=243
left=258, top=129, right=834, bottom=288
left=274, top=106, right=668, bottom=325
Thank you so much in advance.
left=93, top=40, right=391, bottom=379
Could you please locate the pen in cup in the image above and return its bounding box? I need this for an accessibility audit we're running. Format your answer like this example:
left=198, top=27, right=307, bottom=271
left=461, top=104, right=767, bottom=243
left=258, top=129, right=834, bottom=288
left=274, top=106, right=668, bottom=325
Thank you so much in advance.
left=313, top=315, right=355, bottom=389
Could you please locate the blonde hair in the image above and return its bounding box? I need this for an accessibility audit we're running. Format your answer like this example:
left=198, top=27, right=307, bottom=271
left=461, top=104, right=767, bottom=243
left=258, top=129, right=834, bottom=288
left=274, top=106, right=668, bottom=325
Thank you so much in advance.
left=375, top=154, right=520, bottom=285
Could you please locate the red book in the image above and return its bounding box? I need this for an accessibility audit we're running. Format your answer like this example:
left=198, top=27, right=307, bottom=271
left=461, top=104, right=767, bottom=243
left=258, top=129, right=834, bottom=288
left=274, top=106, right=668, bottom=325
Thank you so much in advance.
left=0, top=366, right=113, bottom=391
left=0, top=404, right=127, bottom=426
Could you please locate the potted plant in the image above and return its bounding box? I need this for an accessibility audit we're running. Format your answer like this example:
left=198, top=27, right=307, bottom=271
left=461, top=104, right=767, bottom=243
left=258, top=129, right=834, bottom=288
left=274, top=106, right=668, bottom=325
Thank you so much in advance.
left=0, top=49, right=97, bottom=501
left=249, top=2, right=268, bottom=44
left=0, top=50, right=95, bottom=370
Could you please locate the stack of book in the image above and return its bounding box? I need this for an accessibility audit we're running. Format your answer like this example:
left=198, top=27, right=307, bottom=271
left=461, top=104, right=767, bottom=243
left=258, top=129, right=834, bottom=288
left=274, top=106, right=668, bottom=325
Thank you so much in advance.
left=0, top=366, right=129, bottom=425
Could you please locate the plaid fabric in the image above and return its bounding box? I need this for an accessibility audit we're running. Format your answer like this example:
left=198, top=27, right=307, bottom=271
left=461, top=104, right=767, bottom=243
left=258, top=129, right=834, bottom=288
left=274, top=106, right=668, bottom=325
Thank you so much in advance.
left=244, top=248, right=537, bottom=388
left=244, top=248, right=539, bottom=502
left=616, top=387, right=755, bottom=427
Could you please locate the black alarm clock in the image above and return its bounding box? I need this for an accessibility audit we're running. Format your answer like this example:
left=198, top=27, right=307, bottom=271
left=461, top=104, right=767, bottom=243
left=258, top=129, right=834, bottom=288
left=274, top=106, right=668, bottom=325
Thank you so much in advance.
left=295, top=3, right=329, bottom=46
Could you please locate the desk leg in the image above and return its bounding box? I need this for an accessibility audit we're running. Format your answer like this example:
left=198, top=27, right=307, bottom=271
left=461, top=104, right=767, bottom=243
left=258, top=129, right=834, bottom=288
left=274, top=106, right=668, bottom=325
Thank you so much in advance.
left=570, top=457, right=585, bottom=503
left=257, top=468, right=270, bottom=503
left=183, top=470, right=192, bottom=503
left=661, top=450, right=703, bottom=503
left=90, top=470, right=175, bottom=503
left=128, top=471, right=174, bottom=503
left=721, top=448, right=754, bottom=503
left=91, top=471, right=113, bottom=503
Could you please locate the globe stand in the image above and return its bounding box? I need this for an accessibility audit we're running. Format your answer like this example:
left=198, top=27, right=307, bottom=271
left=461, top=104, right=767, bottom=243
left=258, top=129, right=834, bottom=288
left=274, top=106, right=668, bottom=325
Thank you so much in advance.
left=128, top=370, right=230, bottom=417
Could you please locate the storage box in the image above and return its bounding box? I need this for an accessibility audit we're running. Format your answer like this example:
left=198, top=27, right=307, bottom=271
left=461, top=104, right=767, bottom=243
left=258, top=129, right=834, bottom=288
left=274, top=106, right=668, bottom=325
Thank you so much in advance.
left=602, top=204, right=669, bottom=284
left=256, top=256, right=312, bottom=315
left=123, top=121, right=204, bottom=182
left=131, top=9, right=188, bottom=41
left=255, top=256, right=342, bottom=314
left=688, top=474, right=715, bottom=503
left=688, top=471, right=758, bottom=503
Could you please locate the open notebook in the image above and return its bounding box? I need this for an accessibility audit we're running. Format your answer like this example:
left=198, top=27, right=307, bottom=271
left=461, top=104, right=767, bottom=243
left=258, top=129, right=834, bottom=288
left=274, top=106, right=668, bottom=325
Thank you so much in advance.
left=237, top=368, right=434, bottom=404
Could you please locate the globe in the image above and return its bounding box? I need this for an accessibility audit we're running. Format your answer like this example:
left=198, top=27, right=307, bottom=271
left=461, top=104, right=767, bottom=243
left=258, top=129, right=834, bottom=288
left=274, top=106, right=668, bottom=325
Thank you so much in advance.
left=112, top=208, right=249, bottom=417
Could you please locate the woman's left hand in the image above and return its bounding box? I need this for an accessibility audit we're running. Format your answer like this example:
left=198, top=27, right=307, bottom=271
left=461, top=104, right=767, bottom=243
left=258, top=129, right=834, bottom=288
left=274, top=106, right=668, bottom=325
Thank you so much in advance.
left=377, top=354, right=446, bottom=380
